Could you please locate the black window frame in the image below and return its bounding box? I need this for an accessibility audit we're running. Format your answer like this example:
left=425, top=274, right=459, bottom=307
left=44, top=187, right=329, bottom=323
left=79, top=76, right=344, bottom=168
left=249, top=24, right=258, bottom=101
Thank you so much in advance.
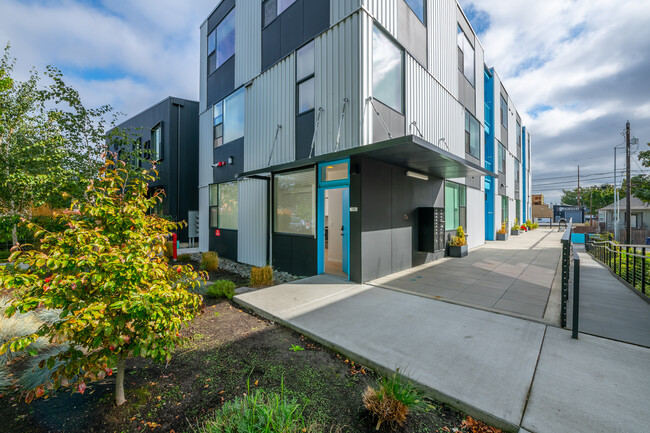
left=465, top=110, right=480, bottom=159
left=498, top=142, right=506, bottom=174
left=207, top=7, right=236, bottom=77
left=500, top=95, right=508, bottom=129
left=457, top=25, right=475, bottom=87
left=151, top=123, right=163, bottom=162
left=296, top=40, right=315, bottom=115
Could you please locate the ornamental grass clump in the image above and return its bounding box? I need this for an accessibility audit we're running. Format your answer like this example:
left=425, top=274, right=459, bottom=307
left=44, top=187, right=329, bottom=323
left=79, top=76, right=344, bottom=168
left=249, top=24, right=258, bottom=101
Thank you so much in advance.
left=250, top=265, right=273, bottom=287
left=199, top=380, right=314, bottom=433
left=0, top=308, right=50, bottom=365
left=0, top=160, right=205, bottom=406
left=201, top=251, right=219, bottom=271
left=0, top=365, right=11, bottom=392
left=206, top=280, right=236, bottom=299
left=362, top=370, right=424, bottom=430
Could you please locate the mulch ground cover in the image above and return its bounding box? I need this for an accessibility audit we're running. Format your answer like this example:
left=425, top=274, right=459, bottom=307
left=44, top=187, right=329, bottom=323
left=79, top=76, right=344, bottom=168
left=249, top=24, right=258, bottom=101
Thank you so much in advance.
left=0, top=268, right=499, bottom=433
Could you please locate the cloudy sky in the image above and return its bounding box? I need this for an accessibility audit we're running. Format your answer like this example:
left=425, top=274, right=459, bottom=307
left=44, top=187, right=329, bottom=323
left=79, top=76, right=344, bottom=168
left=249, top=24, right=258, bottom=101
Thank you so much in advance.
left=1, top=0, right=649, bottom=204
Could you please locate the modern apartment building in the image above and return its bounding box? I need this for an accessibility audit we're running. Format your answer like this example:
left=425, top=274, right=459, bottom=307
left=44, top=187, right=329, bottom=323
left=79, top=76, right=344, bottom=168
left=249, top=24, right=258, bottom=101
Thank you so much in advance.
left=198, top=0, right=531, bottom=282
left=111, top=97, right=200, bottom=243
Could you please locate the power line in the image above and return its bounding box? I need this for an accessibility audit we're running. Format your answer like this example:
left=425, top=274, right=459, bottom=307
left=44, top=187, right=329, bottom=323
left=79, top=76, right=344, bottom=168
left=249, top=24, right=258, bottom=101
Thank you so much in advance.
left=532, top=169, right=645, bottom=182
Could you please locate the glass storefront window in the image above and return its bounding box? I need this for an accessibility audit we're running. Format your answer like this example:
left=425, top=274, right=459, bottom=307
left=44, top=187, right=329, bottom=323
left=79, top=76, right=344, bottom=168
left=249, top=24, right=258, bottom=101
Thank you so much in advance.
left=274, top=168, right=315, bottom=235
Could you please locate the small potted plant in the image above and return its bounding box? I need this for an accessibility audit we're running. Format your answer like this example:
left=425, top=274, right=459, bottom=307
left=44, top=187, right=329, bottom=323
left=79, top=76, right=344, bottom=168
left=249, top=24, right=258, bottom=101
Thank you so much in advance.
left=496, top=222, right=508, bottom=241
left=511, top=218, right=520, bottom=236
left=448, top=226, right=468, bottom=257
left=521, top=224, right=527, bottom=232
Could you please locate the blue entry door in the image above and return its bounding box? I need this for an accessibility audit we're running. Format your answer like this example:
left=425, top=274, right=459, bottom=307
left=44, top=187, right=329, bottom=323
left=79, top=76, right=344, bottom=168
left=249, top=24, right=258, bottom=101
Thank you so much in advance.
left=342, top=187, right=349, bottom=276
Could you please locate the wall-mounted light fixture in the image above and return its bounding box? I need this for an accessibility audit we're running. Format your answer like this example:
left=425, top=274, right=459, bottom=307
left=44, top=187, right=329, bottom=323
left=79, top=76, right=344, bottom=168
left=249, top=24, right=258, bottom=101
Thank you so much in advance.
left=406, top=171, right=429, bottom=181
left=228, top=156, right=234, bottom=164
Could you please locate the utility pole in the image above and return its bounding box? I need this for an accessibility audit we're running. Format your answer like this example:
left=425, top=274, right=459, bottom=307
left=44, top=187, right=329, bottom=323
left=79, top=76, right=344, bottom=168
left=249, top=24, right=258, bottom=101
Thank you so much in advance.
left=590, top=189, right=593, bottom=226
left=626, top=120, right=631, bottom=244
left=577, top=165, right=581, bottom=208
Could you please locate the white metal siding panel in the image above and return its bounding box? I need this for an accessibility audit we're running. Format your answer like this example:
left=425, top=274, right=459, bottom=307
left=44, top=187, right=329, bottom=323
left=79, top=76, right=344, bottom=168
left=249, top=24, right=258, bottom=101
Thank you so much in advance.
left=235, top=0, right=261, bottom=87
left=508, top=96, right=516, bottom=153
left=238, top=178, right=268, bottom=266
left=363, top=0, right=398, bottom=36
left=331, top=0, right=361, bottom=23
left=199, top=22, right=207, bottom=113
left=506, top=153, right=514, bottom=199
left=245, top=56, right=296, bottom=171
left=314, top=14, right=362, bottom=154
left=198, top=109, right=213, bottom=251
left=467, top=187, right=485, bottom=249
left=360, top=11, right=373, bottom=145
left=199, top=187, right=209, bottom=252
left=429, top=0, right=458, bottom=94
left=405, top=55, right=464, bottom=158
left=475, top=44, right=485, bottom=127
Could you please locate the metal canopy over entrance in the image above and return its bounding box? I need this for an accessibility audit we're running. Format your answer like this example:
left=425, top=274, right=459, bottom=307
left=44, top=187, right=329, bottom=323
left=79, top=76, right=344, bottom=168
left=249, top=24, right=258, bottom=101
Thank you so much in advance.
left=237, top=135, right=496, bottom=180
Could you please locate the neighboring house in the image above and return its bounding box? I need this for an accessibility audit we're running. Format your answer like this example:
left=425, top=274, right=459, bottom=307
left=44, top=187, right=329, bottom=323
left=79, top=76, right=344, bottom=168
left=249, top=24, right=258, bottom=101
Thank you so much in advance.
left=197, top=0, right=531, bottom=282
left=598, top=196, right=650, bottom=231
left=111, top=97, right=199, bottom=244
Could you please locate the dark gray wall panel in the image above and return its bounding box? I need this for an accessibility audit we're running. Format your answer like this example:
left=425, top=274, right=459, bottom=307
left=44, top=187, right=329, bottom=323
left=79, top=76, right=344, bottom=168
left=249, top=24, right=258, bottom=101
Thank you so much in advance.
left=397, top=0, right=427, bottom=67
left=361, top=230, right=392, bottom=281
left=303, top=0, right=330, bottom=40
left=209, top=228, right=238, bottom=261
left=207, top=57, right=235, bottom=108
left=272, top=234, right=317, bottom=276
left=261, top=19, right=282, bottom=71
left=498, top=173, right=506, bottom=196
left=349, top=159, right=362, bottom=282
left=213, top=137, right=244, bottom=183
left=458, top=71, right=476, bottom=115
left=295, top=110, right=315, bottom=160
left=391, top=226, right=412, bottom=273
left=280, top=2, right=304, bottom=57
left=360, top=159, right=392, bottom=231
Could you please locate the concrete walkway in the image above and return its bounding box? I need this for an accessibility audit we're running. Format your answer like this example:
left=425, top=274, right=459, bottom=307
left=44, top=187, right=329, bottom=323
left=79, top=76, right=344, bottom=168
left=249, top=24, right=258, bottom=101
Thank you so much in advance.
left=235, top=276, right=650, bottom=433
left=567, top=244, right=650, bottom=347
left=369, top=229, right=562, bottom=320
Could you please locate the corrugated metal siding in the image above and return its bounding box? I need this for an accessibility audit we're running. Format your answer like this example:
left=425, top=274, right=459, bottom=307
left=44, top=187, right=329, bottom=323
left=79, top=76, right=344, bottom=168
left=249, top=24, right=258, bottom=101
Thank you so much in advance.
left=235, top=0, right=261, bottom=87
left=360, top=11, right=373, bottom=145
left=199, top=22, right=207, bottom=113
left=404, top=55, right=464, bottom=158
left=331, top=0, right=361, bottom=24
left=429, top=0, right=458, bottom=94
left=314, top=13, right=362, bottom=154
left=198, top=109, right=213, bottom=252
left=245, top=56, right=296, bottom=171
left=238, top=178, right=268, bottom=266
left=467, top=187, right=485, bottom=249
left=475, top=44, right=485, bottom=127
left=362, top=0, right=398, bottom=35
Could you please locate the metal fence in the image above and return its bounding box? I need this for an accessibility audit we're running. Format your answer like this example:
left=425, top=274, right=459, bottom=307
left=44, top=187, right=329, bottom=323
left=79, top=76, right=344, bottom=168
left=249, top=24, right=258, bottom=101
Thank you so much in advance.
left=585, top=238, right=649, bottom=297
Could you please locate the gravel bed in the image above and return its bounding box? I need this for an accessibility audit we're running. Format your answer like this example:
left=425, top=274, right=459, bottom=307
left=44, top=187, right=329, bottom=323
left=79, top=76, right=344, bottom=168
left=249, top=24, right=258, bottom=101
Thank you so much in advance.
left=187, top=253, right=299, bottom=285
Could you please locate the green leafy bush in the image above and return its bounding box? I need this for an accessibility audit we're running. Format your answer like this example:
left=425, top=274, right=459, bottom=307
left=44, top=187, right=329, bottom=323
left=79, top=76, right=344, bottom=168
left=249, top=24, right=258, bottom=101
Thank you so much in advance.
left=362, top=370, right=424, bottom=430
left=201, top=251, right=219, bottom=271
left=250, top=265, right=273, bottom=287
left=206, top=280, right=236, bottom=299
left=198, top=384, right=313, bottom=433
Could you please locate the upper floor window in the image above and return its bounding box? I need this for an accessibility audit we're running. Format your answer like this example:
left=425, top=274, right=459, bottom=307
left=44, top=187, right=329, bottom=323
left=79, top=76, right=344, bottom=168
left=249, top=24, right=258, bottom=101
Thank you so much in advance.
left=209, top=182, right=239, bottom=230
left=465, top=111, right=480, bottom=159
left=515, top=159, right=520, bottom=183
left=500, top=95, right=508, bottom=129
left=213, top=87, right=246, bottom=147
left=405, top=0, right=425, bottom=24
left=263, top=0, right=297, bottom=27
left=151, top=123, right=162, bottom=161
left=372, top=25, right=403, bottom=113
left=516, top=121, right=521, bottom=147
left=208, top=8, right=236, bottom=75
left=498, top=142, right=505, bottom=173
left=297, top=40, right=315, bottom=114
left=445, top=181, right=466, bottom=231
left=457, top=26, right=475, bottom=86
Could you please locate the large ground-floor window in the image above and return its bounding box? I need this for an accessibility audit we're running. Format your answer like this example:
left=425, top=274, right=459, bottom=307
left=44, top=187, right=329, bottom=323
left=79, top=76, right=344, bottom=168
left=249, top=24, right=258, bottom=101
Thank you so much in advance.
left=274, top=167, right=316, bottom=235
left=209, top=182, right=239, bottom=230
left=501, top=195, right=509, bottom=225
left=445, top=181, right=466, bottom=231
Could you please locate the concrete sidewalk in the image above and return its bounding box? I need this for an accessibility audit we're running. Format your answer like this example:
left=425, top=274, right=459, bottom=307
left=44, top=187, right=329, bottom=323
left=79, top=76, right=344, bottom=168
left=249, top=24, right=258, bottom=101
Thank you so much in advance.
left=567, top=245, right=650, bottom=347
left=235, top=276, right=650, bottom=433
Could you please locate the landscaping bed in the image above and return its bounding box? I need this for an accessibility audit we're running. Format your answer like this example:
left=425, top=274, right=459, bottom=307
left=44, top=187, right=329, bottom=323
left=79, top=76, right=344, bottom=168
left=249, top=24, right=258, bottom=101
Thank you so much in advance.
left=0, top=297, right=496, bottom=433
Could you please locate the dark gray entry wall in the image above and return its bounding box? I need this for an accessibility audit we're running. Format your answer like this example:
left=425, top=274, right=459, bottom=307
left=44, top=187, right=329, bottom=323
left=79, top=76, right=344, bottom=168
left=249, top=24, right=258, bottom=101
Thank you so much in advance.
left=353, top=157, right=444, bottom=282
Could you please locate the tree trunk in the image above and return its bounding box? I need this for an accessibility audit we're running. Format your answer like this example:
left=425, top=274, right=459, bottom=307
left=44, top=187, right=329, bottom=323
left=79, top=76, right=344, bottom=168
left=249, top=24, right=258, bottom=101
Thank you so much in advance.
left=11, top=223, right=18, bottom=246
left=115, top=356, right=126, bottom=406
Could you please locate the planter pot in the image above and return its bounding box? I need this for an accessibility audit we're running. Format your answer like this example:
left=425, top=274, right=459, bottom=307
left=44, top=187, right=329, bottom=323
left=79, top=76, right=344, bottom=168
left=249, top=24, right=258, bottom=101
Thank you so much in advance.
left=496, top=233, right=508, bottom=241
left=449, top=245, right=468, bottom=258
left=511, top=229, right=520, bottom=236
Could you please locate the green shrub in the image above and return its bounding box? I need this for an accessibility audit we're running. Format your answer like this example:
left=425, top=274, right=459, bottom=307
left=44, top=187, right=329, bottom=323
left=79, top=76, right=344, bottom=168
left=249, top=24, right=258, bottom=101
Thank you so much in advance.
left=164, top=241, right=174, bottom=259
left=198, top=384, right=313, bottom=433
left=250, top=265, right=273, bottom=287
left=206, top=280, right=236, bottom=299
left=177, top=254, right=193, bottom=263
left=362, top=370, right=424, bottom=430
left=532, top=222, right=539, bottom=229
left=201, top=251, right=219, bottom=271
